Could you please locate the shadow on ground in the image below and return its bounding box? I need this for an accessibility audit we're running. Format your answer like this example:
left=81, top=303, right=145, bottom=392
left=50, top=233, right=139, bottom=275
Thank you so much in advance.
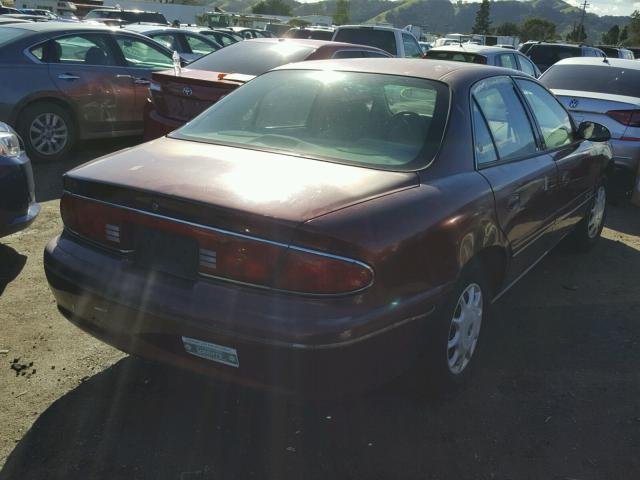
left=0, top=244, right=27, bottom=296
left=2, top=234, right=640, bottom=480
left=34, top=137, right=141, bottom=203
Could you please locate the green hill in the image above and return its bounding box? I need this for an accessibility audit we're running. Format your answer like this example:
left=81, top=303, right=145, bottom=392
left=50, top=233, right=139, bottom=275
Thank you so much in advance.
left=204, top=0, right=630, bottom=42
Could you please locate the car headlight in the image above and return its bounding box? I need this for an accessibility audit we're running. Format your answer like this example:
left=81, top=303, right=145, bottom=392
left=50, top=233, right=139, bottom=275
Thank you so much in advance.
left=0, top=122, right=22, bottom=158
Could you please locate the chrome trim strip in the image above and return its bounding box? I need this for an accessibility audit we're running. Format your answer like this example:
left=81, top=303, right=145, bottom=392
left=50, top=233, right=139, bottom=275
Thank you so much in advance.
left=64, top=192, right=375, bottom=295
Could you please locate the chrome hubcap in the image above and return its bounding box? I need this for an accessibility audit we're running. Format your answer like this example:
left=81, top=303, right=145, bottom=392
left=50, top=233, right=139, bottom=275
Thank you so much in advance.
left=587, top=186, right=606, bottom=239
left=29, top=113, right=68, bottom=155
left=447, top=283, right=483, bottom=375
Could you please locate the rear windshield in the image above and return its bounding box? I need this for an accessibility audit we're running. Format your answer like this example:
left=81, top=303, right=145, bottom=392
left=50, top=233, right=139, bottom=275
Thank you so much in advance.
left=172, top=69, right=450, bottom=171
left=333, top=28, right=397, bottom=56
left=541, top=65, right=640, bottom=98
left=285, top=29, right=333, bottom=41
left=86, top=10, right=167, bottom=23
left=528, top=45, right=581, bottom=68
left=187, top=41, right=315, bottom=76
left=426, top=50, right=486, bottom=64
left=0, top=27, right=27, bottom=47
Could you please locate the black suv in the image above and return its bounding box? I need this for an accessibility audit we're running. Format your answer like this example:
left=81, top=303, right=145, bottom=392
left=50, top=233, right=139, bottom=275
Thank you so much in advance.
left=523, top=42, right=605, bottom=72
left=84, top=8, right=168, bottom=25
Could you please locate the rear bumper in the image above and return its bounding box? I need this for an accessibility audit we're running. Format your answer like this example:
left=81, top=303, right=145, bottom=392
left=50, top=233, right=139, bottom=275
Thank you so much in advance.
left=610, top=138, right=640, bottom=173
left=44, top=233, right=443, bottom=394
left=1, top=202, right=40, bottom=238
left=143, top=100, right=185, bottom=142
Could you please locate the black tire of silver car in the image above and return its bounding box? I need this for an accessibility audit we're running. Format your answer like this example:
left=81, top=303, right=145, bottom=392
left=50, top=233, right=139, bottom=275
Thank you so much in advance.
left=565, top=181, right=607, bottom=252
left=18, top=102, right=76, bottom=163
left=423, top=263, right=490, bottom=389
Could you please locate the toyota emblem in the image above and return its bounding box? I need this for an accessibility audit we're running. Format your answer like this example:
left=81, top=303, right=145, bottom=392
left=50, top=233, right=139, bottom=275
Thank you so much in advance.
left=151, top=200, right=160, bottom=212
left=182, top=86, right=193, bottom=97
left=569, top=98, right=579, bottom=109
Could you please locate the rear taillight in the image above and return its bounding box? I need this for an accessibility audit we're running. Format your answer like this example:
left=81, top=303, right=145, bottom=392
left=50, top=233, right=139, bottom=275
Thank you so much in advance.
left=60, top=194, right=373, bottom=295
left=606, top=109, right=640, bottom=127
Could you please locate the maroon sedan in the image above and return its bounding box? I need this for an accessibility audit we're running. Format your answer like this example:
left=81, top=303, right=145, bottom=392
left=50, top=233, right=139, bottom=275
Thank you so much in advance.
left=45, top=59, right=612, bottom=394
left=144, top=38, right=391, bottom=140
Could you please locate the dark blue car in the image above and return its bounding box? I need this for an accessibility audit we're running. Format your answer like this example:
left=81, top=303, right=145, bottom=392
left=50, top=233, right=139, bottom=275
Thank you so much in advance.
left=0, top=122, right=39, bottom=238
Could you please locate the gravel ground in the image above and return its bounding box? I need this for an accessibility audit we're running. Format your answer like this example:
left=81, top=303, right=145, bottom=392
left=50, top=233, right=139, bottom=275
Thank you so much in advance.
left=1, top=140, right=639, bottom=479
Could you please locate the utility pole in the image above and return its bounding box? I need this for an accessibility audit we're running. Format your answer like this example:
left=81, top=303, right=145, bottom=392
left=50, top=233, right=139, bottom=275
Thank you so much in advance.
left=578, top=0, right=589, bottom=31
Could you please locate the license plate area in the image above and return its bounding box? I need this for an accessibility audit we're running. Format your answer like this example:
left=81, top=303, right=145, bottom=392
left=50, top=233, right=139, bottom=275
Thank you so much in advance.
left=134, top=228, right=198, bottom=279
left=182, top=336, right=240, bottom=368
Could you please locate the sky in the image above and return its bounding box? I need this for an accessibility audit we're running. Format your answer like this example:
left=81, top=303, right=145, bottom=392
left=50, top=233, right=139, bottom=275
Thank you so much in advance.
left=294, top=0, right=637, bottom=17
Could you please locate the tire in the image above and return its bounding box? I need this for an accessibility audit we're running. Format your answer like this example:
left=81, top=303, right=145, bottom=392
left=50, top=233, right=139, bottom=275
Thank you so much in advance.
left=564, top=182, right=607, bottom=252
left=420, top=263, right=490, bottom=391
left=17, top=102, right=76, bottom=163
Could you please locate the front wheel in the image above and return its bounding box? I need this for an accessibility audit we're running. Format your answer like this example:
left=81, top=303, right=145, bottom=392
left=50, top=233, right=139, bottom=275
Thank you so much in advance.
left=565, top=182, right=607, bottom=252
left=18, top=102, right=76, bottom=163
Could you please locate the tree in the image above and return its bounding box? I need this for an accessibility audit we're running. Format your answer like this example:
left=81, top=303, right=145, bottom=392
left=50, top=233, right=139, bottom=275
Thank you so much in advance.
left=627, top=11, right=640, bottom=45
left=333, top=0, right=350, bottom=26
left=495, top=21, right=519, bottom=37
left=601, top=25, right=619, bottom=45
left=566, top=23, right=587, bottom=43
left=471, top=0, right=491, bottom=35
left=519, top=17, right=556, bottom=42
left=251, top=0, right=292, bottom=16
left=619, top=25, right=629, bottom=45
left=288, top=18, right=310, bottom=28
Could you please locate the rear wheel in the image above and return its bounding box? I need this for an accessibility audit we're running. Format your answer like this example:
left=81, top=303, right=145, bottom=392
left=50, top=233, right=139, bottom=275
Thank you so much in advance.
left=420, top=264, right=490, bottom=390
left=18, top=102, right=76, bottom=163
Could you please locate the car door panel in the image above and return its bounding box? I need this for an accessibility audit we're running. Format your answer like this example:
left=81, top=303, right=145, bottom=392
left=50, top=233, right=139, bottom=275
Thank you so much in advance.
left=471, top=76, right=559, bottom=283
left=45, top=34, right=137, bottom=137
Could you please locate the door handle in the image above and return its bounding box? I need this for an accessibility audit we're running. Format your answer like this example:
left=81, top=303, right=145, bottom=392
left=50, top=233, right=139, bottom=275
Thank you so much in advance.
left=133, top=77, right=150, bottom=85
left=57, top=73, right=79, bottom=80
left=507, top=193, right=521, bottom=211
left=116, top=74, right=132, bottom=80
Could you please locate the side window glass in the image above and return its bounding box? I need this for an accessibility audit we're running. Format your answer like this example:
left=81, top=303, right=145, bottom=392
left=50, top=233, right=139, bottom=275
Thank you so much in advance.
left=472, top=100, right=498, bottom=165
left=36, top=35, right=115, bottom=65
left=515, top=79, right=573, bottom=150
left=150, top=34, right=178, bottom=52
left=332, top=50, right=364, bottom=59
left=363, top=51, right=390, bottom=58
left=497, top=53, right=517, bottom=70
left=518, top=55, right=536, bottom=77
left=115, top=36, right=173, bottom=69
left=185, top=34, right=217, bottom=56
left=402, top=33, right=422, bottom=58
left=472, top=76, right=538, bottom=161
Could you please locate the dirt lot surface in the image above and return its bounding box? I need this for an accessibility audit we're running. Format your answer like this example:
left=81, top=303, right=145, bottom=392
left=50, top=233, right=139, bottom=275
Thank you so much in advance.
left=1, top=139, right=639, bottom=479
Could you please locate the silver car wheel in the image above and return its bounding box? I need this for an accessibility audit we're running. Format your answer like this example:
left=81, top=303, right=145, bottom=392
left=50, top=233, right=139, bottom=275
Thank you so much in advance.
left=447, top=283, right=483, bottom=375
left=29, top=112, right=68, bottom=156
left=587, top=185, right=606, bottom=239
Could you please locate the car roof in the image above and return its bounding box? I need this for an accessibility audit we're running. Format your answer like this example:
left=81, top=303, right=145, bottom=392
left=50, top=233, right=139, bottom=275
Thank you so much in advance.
left=553, top=56, right=640, bottom=70
left=124, top=25, right=184, bottom=34
left=273, top=57, right=513, bottom=82
left=240, top=37, right=383, bottom=50
left=429, top=44, right=516, bottom=54
left=335, top=24, right=404, bottom=32
left=0, top=21, right=114, bottom=32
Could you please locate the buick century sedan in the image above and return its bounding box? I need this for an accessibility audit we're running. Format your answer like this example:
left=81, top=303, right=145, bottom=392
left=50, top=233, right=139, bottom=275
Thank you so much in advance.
left=44, top=59, right=612, bottom=393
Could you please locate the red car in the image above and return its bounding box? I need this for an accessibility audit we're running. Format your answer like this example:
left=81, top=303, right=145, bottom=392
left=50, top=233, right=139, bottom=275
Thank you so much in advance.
left=144, top=38, right=391, bottom=140
left=46, top=59, right=612, bottom=394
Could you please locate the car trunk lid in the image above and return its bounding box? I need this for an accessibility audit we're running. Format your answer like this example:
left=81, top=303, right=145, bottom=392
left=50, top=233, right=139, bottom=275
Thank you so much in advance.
left=150, top=68, right=253, bottom=122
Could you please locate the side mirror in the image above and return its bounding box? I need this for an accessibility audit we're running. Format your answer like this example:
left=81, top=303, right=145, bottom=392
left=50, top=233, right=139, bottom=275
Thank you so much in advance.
left=577, top=121, right=611, bottom=142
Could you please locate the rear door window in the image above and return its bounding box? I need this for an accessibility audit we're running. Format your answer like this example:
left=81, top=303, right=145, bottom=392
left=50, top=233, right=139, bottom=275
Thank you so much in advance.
left=184, top=33, right=218, bottom=56
left=150, top=33, right=179, bottom=52
left=472, top=76, right=538, bottom=161
left=33, top=34, right=117, bottom=65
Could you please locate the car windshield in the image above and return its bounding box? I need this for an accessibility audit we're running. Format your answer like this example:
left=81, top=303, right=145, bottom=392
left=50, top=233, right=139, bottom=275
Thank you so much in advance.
left=186, top=41, right=316, bottom=75
left=541, top=65, right=640, bottom=97
left=426, top=50, right=486, bottom=63
left=172, top=69, right=449, bottom=171
left=529, top=45, right=580, bottom=67
left=333, top=28, right=397, bottom=56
